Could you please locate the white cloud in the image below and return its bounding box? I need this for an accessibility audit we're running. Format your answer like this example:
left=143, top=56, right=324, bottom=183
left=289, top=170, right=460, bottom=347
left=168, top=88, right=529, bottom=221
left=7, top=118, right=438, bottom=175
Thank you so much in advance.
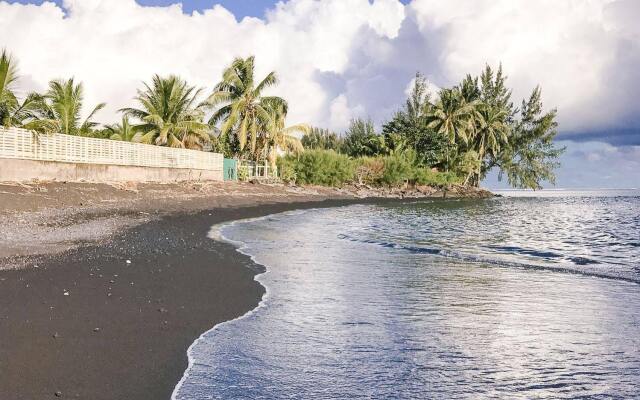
left=0, top=0, right=639, bottom=142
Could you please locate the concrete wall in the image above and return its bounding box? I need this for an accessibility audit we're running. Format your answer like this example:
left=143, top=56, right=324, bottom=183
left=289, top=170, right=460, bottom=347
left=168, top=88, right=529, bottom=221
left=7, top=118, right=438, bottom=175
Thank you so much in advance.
left=0, top=158, right=223, bottom=183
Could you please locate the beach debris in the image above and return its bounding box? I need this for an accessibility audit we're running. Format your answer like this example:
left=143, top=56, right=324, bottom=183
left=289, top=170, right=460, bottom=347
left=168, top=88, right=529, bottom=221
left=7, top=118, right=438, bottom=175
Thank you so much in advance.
left=126, top=259, right=132, bottom=265
left=54, top=391, right=63, bottom=397
left=63, top=290, right=69, bottom=296
left=93, top=327, right=100, bottom=332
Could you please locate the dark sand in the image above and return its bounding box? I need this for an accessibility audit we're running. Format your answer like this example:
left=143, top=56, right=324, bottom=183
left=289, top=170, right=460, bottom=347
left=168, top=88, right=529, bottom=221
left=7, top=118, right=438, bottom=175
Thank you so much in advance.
left=0, top=197, right=382, bottom=400
left=0, top=181, right=492, bottom=399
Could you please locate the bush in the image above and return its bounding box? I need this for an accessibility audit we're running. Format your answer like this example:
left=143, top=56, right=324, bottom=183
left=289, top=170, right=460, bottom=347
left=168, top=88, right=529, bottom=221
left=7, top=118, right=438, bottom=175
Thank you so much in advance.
left=355, top=157, right=385, bottom=185
left=278, top=148, right=461, bottom=189
left=414, top=168, right=460, bottom=187
left=380, top=152, right=415, bottom=186
left=279, top=150, right=355, bottom=186
left=276, top=156, right=297, bottom=183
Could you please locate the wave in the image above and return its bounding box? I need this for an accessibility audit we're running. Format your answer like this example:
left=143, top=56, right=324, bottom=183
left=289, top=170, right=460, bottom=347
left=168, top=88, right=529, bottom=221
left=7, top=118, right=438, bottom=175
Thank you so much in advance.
left=338, top=234, right=640, bottom=285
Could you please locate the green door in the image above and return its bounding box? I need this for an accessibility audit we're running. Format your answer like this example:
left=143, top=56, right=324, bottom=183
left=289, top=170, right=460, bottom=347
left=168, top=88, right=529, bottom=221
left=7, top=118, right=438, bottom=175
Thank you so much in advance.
left=223, top=158, right=238, bottom=181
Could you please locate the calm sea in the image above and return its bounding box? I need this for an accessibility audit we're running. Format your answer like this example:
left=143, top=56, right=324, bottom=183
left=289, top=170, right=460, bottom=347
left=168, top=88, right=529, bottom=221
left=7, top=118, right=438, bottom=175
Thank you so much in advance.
left=174, top=190, right=640, bottom=399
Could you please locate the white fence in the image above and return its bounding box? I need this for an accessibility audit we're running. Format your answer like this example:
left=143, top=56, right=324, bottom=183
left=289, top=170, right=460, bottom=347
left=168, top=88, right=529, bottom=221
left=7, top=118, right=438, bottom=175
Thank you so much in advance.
left=238, top=160, right=278, bottom=180
left=0, top=127, right=223, bottom=172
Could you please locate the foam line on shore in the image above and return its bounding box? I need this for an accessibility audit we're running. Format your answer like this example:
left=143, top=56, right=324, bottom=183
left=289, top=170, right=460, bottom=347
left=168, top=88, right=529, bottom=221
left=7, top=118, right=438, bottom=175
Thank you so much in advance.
left=171, top=209, right=313, bottom=400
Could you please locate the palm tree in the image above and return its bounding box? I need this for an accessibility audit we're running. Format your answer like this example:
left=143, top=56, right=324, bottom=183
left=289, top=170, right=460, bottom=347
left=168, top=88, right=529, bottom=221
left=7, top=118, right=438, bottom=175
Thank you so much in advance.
left=468, top=104, right=510, bottom=186
left=205, top=56, right=287, bottom=156
left=25, top=78, right=105, bottom=135
left=0, top=49, right=20, bottom=127
left=262, top=101, right=307, bottom=168
left=105, top=116, right=138, bottom=142
left=426, top=88, right=478, bottom=170
left=121, top=75, right=211, bottom=150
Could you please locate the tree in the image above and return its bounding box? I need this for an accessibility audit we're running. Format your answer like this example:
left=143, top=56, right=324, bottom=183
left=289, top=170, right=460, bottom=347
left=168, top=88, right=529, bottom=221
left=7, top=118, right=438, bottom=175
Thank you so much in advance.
left=426, top=88, right=478, bottom=171
left=262, top=101, right=307, bottom=168
left=494, top=87, right=564, bottom=189
left=205, top=56, right=287, bottom=157
left=121, top=75, right=211, bottom=149
left=467, top=104, right=510, bottom=186
left=342, top=118, right=386, bottom=157
left=0, top=49, right=19, bottom=127
left=382, top=73, right=447, bottom=166
left=105, top=116, right=138, bottom=142
left=25, top=78, right=105, bottom=136
left=301, top=127, right=342, bottom=151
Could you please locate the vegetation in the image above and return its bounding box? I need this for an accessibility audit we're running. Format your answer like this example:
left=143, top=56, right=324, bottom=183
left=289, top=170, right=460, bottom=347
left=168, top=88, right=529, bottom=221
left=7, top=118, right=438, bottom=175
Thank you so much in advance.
left=301, top=127, right=342, bottom=151
left=120, top=75, right=210, bottom=149
left=278, top=149, right=459, bottom=188
left=0, top=47, right=563, bottom=190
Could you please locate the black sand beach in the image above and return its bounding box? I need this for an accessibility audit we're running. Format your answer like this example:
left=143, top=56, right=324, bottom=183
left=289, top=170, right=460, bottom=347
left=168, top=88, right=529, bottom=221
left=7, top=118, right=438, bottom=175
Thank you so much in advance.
left=0, top=197, right=364, bottom=399
left=0, top=182, right=491, bottom=399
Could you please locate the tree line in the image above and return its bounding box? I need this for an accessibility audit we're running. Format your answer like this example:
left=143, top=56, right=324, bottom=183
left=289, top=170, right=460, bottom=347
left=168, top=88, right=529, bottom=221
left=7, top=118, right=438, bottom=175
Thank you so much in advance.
left=0, top=50, right=306, bottom=168
left=1, top=48, right=563, bottom=189
left=300, top=68, right=564, bottom=189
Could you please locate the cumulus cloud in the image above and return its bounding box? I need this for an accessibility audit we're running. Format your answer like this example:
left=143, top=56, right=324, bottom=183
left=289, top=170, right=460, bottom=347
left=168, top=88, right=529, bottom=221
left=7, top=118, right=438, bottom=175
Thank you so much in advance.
left=0, top=0, right=639, bottom=145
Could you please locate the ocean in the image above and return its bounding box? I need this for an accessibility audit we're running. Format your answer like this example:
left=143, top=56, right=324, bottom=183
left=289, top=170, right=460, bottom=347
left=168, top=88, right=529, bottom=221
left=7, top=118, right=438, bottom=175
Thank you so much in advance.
left=174, top=190, right=640, bottom=399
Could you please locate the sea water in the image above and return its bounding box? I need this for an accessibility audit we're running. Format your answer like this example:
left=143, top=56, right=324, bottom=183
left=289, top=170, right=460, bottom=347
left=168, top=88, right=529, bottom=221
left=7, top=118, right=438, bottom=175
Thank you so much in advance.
left=174, top=190, right=640, bottom=399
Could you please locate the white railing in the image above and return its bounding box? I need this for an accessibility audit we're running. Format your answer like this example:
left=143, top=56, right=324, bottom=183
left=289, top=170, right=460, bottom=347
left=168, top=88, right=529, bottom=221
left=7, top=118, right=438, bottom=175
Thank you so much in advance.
left=238, top=160, right=278, bottom=180
left=0, top=127, right=223, bottom=172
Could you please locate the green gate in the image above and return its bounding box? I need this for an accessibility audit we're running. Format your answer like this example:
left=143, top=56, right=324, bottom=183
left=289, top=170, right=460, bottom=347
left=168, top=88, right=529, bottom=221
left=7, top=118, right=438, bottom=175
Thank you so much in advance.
left=223, top=158, right=238, bottom=181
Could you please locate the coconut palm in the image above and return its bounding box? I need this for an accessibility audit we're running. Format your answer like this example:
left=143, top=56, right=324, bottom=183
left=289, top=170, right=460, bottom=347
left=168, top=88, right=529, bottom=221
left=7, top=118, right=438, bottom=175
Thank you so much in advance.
left=205, top=56, right=287, bottom=156
left=25, top=78, right=105, bottom=135
left=468, top=104, right=510, bottom=186
left=105, top=116, right=138, bottom=142
left=0, top=49, right=20, bottom=127
left=121, top=75, right=211, bottom=149
left=426, top=88, right=478, bottom=170
left=262, top=101, right=307, bottom=168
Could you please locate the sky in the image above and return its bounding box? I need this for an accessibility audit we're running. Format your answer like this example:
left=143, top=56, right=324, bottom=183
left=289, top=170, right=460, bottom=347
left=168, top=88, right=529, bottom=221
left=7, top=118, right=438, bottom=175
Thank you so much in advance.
left=0, top=0, right=638, bottom=188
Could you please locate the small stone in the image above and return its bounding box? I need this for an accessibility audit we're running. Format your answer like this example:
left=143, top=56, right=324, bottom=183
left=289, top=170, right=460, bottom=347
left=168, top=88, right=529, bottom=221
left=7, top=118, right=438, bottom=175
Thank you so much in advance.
left=158, top=307, right=168, bottom=313
left=107, top=293, right=112, bottom=297
left=52, top=333, right=59, bottom=339
left=63, top=291, right=69, bottom=296
left=93, top=328, right=100, bottom=332
left=54, top=391, right=62, bottom=397
left=125, top=260, right=132, bottom=265
left=109, top=280, right=115, bottom=284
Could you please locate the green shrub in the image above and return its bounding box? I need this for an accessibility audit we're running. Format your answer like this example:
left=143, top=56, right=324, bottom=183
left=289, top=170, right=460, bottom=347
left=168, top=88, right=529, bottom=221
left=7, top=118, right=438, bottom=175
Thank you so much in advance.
left=355, top=157, right=385, bottom=185
left=276, top=156, right=297, bottom=183
left=279, top=150, right=355, bottom=186
left=278, top=148, right=461, bottom=189
left=414, top=168, right=460, bottom=187
left=381, top=152, right=415, bottom=186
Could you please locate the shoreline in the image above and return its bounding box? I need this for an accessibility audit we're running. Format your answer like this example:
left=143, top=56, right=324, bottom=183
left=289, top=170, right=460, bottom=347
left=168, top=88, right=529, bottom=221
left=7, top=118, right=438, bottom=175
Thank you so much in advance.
left=0, top=182, right=492, bottom=399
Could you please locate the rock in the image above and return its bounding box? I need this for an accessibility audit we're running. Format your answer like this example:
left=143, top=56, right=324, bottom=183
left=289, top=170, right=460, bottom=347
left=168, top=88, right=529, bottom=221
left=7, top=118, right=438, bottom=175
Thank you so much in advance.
left=54, top=391, right=62, bottom=397
left=63, top=291, right=69, bottom=296
left=93, top=328, right=100, bottom=332
left=52, top=333, right=59, bottom=339
left=158, top=307, right=168, bottom=313
left=125, top=260, right=132, bottom=265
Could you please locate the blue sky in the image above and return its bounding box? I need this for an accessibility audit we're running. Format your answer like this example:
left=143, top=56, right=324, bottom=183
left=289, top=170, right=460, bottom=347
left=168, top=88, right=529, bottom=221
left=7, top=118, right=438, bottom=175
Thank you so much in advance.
left=9, top=0, right=272, bottom=17
left=1, top=0, right=638, bottom=188
left=10, top=0, right=411, bottom=18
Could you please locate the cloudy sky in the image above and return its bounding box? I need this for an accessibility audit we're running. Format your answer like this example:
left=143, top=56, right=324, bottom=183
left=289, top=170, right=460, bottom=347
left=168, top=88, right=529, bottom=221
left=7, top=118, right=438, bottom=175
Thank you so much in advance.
left=1, top=0, right=638, bottom=188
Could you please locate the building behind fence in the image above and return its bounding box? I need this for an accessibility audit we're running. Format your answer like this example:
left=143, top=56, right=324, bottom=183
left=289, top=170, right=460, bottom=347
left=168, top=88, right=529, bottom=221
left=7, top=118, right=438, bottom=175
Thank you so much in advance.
left=0, top=127, right=224, bottom=183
